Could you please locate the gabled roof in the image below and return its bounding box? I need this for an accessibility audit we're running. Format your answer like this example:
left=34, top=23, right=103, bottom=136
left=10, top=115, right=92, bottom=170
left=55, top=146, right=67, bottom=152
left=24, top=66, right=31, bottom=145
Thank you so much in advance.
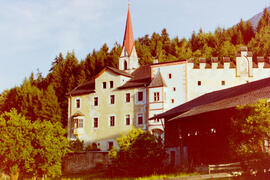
left=122, top=6, right=135, bottom=56
left=67, top=66, right=132, bottom=96
left=152, top=77, right=270, bottom=121
left=118, top=65, right=152, bottom=89
left=148, top=71, right=167, bottom=88
left=67, top=79, right=95, bottom=96
left=95, top=66, right=133, bottom=79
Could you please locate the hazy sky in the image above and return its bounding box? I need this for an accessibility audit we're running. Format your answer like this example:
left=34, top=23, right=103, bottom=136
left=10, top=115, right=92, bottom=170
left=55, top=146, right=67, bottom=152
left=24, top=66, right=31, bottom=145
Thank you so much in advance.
left=0, top=0, right=268, bottom=93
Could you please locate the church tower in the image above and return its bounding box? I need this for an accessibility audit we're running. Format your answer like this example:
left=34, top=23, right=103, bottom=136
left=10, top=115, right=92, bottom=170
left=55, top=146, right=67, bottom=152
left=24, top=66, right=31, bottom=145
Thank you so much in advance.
left=119, top=5, right=139, bottom=73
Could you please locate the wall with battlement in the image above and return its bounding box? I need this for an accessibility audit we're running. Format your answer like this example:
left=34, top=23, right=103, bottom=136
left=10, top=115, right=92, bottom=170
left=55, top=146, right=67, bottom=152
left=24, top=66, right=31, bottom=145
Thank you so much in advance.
left=186, top=48, right=270, bottom=101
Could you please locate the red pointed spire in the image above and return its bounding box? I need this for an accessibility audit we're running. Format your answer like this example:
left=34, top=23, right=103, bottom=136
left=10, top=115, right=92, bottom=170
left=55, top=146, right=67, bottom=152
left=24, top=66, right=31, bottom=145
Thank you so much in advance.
left=122, top=5, right=135, bottom=56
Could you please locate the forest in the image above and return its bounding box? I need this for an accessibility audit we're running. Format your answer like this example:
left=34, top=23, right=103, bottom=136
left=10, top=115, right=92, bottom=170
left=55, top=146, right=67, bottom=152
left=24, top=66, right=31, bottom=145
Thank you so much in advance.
left=1, top=8, right=270, bottom=128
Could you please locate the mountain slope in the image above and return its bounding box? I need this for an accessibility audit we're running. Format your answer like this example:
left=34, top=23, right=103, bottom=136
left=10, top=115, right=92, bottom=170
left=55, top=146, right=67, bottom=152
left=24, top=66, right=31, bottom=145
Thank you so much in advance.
left=248, top=7, right=270, bottom=29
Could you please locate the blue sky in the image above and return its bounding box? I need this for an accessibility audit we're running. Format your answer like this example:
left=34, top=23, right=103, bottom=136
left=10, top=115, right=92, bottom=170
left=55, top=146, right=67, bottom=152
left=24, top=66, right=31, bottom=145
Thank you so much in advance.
left=0, top=0, right=268, bottom=93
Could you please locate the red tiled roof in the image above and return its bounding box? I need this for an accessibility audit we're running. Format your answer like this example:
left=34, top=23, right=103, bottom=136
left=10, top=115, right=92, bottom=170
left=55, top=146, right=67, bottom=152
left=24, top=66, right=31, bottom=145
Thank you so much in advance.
left=67, top=79, right=95, bottom=96
left=118, top=65, right=152, bottom=89
left=151, top=77, right=270, bottom=121
left=106, top=66, right=133, bottom=77
left=122, top=6, right=134, bottom=56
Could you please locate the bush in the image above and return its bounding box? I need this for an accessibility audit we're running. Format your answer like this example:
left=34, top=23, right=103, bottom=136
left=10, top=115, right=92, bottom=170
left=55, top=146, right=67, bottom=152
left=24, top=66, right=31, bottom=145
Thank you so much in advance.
left=109, top=128, right=168, bottom=176
left=69, top=138, right=84, bottom=152
left=85, top=143, right=100, bottom=151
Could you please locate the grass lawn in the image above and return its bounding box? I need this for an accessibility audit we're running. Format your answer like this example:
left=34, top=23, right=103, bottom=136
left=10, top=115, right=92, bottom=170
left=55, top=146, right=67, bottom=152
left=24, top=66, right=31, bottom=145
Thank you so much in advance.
left=60, top=172, right=199, bottom=180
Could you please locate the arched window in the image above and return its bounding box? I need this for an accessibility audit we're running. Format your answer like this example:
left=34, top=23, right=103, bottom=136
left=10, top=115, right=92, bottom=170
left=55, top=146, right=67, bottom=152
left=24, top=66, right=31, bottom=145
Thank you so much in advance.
left=124, top=60, right=128, bottom=70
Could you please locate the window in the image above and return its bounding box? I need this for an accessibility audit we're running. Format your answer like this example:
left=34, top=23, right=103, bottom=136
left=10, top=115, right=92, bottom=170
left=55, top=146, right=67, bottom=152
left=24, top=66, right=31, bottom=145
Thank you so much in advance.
left=221, top=80, right=225, bottom=86
left=110, top=95, right=115, bottom=104
left=169, top=73, right=172, bottom=79
left=137, top=114, right=143, bottom=125
left=110, top=116, right=115, bottom=127
left=154, top=92, right=160, bottom=102
left=198, top=81, right=201, bottom=86
left=173, top=87, right=176, bottom=91
left=78, top=119, right=83, bottom=128
left=94, top=97, right=98, bottom=106
left=126, top=93, right=131, bottom=103
left=76, top=99, right=80, bottom=108
left=94, top=117, right=98, bottom=128
left=110, top=81, right=114, bottom=88
left=171, top=99, right=174, bottom=103
left=125, top=114, right=130, bottom=126
left=74, top=119, right=83, bottom=128
left=138, top=92, right=143, bottom=101
left=124, top=60, right=128, bottom=70
left=108, top=141, right=114, bottom=150
left=103, top=82, right=106, bottom=89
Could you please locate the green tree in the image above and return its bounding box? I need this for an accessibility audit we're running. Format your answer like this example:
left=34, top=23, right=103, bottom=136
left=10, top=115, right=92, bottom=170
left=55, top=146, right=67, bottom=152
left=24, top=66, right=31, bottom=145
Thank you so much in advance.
left=1, top=78, right=61, bottom=123
left=229, top=99, right=270, bottom=160
left=257, top=8, right=270, bottom=32
left=0, top=109, right=69, bottom=179
left=248, top=26, right=270, bottom=57
left=47, top=51, right=86, bottom=126
left=109, top=128, right=167, bottom=176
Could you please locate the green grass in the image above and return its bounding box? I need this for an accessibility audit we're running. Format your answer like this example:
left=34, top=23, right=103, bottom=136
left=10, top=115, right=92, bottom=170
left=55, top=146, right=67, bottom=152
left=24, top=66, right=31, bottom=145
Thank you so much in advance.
left=59, top=172, right=198, bottom=180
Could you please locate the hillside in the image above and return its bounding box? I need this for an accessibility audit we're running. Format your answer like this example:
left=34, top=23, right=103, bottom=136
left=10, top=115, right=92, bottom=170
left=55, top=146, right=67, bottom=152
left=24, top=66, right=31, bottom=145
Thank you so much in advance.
left=249, top=6, right=270, bottom=29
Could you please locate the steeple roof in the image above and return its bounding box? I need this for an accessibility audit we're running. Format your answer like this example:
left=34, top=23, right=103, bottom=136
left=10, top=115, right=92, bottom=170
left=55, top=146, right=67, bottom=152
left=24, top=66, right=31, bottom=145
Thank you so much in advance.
left=122, top=5, right=135, bottom=56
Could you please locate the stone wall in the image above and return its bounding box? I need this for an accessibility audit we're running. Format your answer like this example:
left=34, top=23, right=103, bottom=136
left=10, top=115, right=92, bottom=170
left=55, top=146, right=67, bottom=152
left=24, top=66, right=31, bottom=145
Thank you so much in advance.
left=62, top=151, right=109, bottom=174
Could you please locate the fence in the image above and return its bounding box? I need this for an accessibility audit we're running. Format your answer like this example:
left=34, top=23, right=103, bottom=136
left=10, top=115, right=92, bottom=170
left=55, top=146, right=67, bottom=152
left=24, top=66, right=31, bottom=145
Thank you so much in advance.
left=208, top=162, right=241, bottom=174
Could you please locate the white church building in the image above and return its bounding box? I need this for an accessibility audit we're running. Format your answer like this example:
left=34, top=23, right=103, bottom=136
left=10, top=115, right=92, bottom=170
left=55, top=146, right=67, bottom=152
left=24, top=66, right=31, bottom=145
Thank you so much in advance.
left=67, top=7, right=270, bottom=151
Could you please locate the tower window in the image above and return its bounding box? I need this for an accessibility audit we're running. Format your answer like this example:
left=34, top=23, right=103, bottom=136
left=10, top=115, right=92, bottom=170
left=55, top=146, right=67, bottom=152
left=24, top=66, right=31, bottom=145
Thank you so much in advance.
left=110, top=81, right=114, bottom=88
left=124, top=60, right=128, bottom=70
left=198, top=81, right=201, bottom=86
left=171, top=99, right=175, bottom=103
left=126, top=93, right=131, bottom=103
left=169, top=73, right=172, bottom=79
left=138, top=92, right=143, bottom=101
left=154, top=92, right=160, bottom=102
left=103, top=82, right=106, bottom=89
left=221, top=80, right=225, bottom=86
